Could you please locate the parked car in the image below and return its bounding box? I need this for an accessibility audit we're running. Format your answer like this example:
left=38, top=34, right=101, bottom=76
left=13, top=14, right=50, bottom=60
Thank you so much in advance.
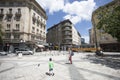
left=15, top=49, right=34, bottom=55
left=0, top=50, right=7, bottom=56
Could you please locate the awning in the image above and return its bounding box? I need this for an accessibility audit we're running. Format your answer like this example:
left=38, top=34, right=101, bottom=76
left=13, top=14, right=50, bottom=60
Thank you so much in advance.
left=37, top=45, right=44, bottom=48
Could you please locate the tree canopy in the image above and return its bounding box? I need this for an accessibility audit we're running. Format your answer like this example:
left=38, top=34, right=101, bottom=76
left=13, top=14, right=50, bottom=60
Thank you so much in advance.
left=96, top=6, right=120, bottom=42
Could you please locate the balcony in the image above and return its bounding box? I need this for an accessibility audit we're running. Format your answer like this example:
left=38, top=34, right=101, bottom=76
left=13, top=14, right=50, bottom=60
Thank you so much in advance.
left=15, top=12, right=21, bottom=17
left=37, top=19, right=40, bottom=26
left=64, top=36, right=72, bottom=40
left=63, top=32, right=72, bottom=35
left=63, top=23, right=71, bottom=27
left=62, top=27, right=72, bottom=31
left=13, top=29, right=20, bottom=33
left=5, top=30, right=11, bottom=32
left=32, top=16, right=36, bottom=24
left=15, top=12, right=21, bottom=21
left=6, top=12, right=13, bottom=18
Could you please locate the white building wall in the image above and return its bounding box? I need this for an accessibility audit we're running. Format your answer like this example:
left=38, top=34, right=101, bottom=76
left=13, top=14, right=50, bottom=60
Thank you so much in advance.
left=1, top=6, right=46, bottom=43
left=1, top=7, right=30, bottom=41
left=72, top=25, right=81, bottom=45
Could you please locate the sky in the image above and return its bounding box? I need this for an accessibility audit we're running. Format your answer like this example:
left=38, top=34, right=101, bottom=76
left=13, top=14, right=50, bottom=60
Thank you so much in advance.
left=36, top=0, right=113, bottom=43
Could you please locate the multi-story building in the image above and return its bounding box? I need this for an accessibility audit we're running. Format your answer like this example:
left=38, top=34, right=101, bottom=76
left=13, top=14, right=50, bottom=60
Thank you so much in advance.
left=0, top=0, right=47, bottom=49
left=81, top=38, right=85, bottom=44
left=47, top=19, right=81, bottom=50
left=91, top=0, right=120, bottom=51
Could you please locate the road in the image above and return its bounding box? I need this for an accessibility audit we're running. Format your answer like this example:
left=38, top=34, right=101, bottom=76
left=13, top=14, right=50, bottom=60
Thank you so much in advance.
left=0, top=51, right=120, bottom=80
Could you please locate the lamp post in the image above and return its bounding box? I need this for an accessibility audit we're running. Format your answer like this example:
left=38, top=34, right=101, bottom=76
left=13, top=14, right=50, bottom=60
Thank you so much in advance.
left=58, top=28, right=61, bottom=51
left=94, top=25, right=98, bottom=50
left=93, top=23, right=103, bottom=56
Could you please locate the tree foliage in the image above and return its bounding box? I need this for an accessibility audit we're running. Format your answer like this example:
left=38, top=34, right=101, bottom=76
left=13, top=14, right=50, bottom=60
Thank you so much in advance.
left=96, top=6, right=120, bottom=42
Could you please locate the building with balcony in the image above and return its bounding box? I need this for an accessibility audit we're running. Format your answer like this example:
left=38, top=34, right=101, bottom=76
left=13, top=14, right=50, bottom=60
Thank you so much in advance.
left=0, top=0, right=47, bottom=49
left=47, top=19, right=81, bottom=50
left=91, top=0, right=120, bottom=52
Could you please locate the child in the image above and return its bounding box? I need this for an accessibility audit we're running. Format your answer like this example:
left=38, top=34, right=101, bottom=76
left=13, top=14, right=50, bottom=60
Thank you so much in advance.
left=49, top=58, right=54, bottom=76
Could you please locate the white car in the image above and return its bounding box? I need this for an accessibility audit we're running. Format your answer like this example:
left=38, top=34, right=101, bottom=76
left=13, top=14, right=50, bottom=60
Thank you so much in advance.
left=0, top=50, right=7, bottom=55
left=16, top=49, right=34, bottom=55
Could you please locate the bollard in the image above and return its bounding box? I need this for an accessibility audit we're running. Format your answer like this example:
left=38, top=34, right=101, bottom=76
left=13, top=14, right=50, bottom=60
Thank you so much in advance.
left=18, top=53, right=22, bottom=59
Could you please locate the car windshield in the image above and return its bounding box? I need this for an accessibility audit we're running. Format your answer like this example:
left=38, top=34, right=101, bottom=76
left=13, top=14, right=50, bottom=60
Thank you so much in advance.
left=0, top=50, right=4, bottom=52
left=17, top=49, right=30, bottom=51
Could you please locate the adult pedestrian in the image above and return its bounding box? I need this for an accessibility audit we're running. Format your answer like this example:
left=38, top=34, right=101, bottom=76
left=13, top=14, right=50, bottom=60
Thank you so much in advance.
left=68, top=48, right=74, bottom=64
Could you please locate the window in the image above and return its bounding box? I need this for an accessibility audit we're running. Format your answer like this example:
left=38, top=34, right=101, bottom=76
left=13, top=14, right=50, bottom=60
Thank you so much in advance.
left=7, top=24, right=10, bottom=30
left=37, top=16, right=40, bottom=27
left=9, top=2, right=14, bottom=6
left=32, top=27, right=35, bottom=33
left=0, top=9, right=3, bottom=14
left=31, top=35, right=35, bottom=40
left=15, top=8, right=21, bottom=21
left=37, top=29, right=39, bottom=33
left=9, top=8, right=12, bottom=14
left=0, top=2, right=5, bottom=6
left=7, top=8, right=13, bottom=21
left=14, top=34, right=20, bottom=39
left=18, top=8, right=21, bottom=13
left=5, top=33, right=11, bottom=38
left=0, top=9, right=4, bottom=21
left=16, top=24, right=20, bottom=30
left=32, top=13, right=36, bottom=24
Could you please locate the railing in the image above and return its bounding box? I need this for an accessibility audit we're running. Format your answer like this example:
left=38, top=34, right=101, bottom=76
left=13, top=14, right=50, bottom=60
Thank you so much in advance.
left=72, top=48, right=97, bottom=52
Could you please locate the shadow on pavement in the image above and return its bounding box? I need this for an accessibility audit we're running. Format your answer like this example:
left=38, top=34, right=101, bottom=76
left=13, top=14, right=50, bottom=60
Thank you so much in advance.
left=0, top=67, right=14, bottom=73
left=77, top=67, right=120, bottom=80
left=104, top=54, right=120, bottom=57
left=55, top=61, right=86, bottom=80
left=86, top=54, right=120, bottom=70
left=68, top=64, right=87, bottom=80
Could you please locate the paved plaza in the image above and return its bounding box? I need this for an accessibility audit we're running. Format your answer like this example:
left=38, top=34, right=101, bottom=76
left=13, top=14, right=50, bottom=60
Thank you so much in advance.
left=0, top=51, right=120, bottom=80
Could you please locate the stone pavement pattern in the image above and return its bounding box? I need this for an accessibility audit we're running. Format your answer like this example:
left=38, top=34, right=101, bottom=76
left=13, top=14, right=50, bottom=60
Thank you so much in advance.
left=0, top=51, right=120, bottom=80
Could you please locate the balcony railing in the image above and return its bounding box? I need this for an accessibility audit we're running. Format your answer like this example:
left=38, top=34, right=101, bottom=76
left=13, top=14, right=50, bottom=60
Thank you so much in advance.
left=63, top=33, right=72, bottom=35
left=64, top=36, right=72, bottom=40
left=6, top=12, right=13, bottom=17
left=15, top=12, right=21, bottom=17
left=63, top=27, right=72, bottom=31
left=5, top=30, right=11, bottom=32
left=13, top=29, right=20, bottom=32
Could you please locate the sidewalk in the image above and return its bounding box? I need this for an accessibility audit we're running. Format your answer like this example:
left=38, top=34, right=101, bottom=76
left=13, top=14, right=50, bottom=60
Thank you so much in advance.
left=0, top=62, right=14, bottom=73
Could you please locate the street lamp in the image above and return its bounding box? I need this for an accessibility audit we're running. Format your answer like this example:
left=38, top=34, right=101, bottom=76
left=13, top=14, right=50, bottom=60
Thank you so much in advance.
left=94, top=25, right=98, bottom=50
left=58, top=28, right=61, bottom=51
left=93, top=23, right=103, bottom=56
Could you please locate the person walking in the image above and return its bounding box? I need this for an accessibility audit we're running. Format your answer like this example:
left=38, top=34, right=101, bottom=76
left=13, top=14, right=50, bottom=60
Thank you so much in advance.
left=68, top=48, right=74, bottom=64
left=48, top=58, right=54, bottom=76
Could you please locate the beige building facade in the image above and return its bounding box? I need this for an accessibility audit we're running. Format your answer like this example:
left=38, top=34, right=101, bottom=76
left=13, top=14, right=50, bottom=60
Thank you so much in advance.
left=47, top=19, right=81, bottom=49
left=0, top=0, right=47, bottom=46
left=91, top=0, right=120, bottom=51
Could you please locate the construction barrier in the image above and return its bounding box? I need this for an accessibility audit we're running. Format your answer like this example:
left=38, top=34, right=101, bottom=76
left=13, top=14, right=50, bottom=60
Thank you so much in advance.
left=72, top=48, right=97, bottom=52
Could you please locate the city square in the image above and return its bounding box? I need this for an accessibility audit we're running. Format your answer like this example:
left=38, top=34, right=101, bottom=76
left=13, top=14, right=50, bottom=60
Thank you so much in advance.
left=0, top=51, right=120, bottom=80
left=0, top=0, right=120, bottom=80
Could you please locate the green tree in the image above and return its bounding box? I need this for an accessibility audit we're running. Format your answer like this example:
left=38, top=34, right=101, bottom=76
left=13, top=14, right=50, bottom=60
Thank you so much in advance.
left=96, top=6, right=120, bottom=42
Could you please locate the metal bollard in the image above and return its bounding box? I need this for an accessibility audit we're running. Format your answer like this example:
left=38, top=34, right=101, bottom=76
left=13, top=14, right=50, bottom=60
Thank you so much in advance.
left=18, top=53, right=22, bottom=59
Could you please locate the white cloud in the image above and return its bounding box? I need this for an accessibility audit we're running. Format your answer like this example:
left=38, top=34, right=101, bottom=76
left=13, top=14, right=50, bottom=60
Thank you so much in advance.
left=82, top=35, right=89, bottom=43
left=37, top=0, right=64, bottom=14
left=63, top=0, right=96, bottom=24
left=37, top=0, right=96, bottom=24
left=63, top=15, right=82, bottom=24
